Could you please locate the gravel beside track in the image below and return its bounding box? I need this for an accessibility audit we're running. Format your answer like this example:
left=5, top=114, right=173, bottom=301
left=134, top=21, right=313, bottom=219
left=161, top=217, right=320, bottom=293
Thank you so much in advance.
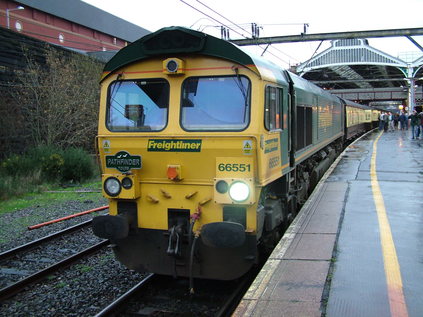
left=0, top=196, right=147, bottom=316
left=0, top=199, right=107, bottom=252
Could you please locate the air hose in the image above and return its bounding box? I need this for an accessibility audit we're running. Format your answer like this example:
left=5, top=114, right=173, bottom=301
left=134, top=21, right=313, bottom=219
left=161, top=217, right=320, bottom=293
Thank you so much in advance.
left=189, top=206, right=202, bottom=294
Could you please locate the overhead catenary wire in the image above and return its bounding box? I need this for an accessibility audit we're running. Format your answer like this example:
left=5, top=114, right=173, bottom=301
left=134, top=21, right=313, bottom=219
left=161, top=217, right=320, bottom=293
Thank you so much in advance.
left=179, top=0, right=301, bottom=67
left=179, top=0, right=250, bottom=39
left=195, top=0, right=252, bottom=37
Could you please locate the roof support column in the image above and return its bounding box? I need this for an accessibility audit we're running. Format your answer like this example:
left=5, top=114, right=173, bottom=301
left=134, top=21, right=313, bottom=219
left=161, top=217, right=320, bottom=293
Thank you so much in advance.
left=407, top=66, right=416, bottom=114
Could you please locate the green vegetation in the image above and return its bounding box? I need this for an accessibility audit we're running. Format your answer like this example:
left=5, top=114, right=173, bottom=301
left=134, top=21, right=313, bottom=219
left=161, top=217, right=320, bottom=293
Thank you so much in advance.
left=55, top=281, right=68, bottom=289
left=75, top=264, right=93, bottom=273
left=0, top=145, right=102, bottom=210
left=0, top=47, right=103, bottom=155
left=0, top=188, right=102, bottom=215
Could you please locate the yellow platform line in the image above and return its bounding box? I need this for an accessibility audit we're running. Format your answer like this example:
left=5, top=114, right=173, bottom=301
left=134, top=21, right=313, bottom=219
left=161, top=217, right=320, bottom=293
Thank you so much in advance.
left=370, top=132, right=408, bottom=317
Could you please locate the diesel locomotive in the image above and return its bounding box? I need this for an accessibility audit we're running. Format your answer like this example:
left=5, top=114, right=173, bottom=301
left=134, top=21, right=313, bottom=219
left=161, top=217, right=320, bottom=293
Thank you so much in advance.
left=92, top=27, right=377, bottom=280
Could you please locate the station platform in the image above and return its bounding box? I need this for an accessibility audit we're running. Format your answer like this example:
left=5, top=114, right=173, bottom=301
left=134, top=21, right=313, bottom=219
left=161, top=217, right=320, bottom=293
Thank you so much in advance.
left=233, top=129, right=423, bottom=317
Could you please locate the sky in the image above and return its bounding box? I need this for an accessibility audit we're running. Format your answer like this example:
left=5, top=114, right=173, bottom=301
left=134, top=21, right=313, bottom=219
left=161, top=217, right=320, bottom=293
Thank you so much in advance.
left=82, top=0, right=423, bottom=67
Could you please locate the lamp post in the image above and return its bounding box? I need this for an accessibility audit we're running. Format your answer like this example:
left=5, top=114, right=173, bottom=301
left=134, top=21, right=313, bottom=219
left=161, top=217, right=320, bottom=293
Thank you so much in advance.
left=6, top=6, right=24, bottom=29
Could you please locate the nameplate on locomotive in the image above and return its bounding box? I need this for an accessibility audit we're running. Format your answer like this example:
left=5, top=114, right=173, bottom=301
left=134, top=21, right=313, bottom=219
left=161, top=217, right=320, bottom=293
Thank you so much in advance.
left=106, top=151, right=142, bottom=172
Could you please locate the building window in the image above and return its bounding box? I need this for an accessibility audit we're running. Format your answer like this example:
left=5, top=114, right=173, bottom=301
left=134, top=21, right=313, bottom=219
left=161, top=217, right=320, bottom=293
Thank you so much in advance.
left=15, top=21, right=23, bottom=32
left=113, top=37, right=117, bottom=45
left=58, top=33, right=65, bottom=43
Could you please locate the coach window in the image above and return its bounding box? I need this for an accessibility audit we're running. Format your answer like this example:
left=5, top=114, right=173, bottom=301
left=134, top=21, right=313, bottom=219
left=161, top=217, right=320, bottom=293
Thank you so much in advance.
left=181, top=76, right=250, bottom=131
left=106, top=79, right=169, bottom=132
left=264, top=86, right=283, bottom=131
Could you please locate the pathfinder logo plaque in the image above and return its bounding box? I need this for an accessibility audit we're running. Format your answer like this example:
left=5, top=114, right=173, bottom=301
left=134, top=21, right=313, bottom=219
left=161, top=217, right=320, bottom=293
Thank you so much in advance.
left=106, top=151, right=142, bottom=172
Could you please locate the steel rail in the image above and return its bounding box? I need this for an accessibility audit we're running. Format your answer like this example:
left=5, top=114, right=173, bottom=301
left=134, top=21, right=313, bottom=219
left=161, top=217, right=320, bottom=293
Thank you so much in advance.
left=94, top=273, right=155, bottom=317
left=215, top=270, right=260, bottom=317
left=0, top=219, right=93, bottom=261
left=0, top=240, right=108, bottom=301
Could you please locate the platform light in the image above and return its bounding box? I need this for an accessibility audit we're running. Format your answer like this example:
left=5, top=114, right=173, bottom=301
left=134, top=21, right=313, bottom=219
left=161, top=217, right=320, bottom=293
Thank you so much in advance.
left=6, top=6, right=24, bottom=29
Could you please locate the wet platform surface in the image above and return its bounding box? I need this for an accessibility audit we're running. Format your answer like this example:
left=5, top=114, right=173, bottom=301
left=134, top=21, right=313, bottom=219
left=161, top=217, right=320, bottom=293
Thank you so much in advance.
left=233, top=129, right=423, bottom=317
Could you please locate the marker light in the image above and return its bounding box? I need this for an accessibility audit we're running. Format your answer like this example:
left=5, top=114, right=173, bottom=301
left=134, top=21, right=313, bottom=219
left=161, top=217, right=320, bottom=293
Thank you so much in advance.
left=228, top=181, right=250, bottom=202
left=121, top=177, right=133, bottom=190
left=215, top=180, right=229, bottom=194
left=104, top=177, right=121, bottom=197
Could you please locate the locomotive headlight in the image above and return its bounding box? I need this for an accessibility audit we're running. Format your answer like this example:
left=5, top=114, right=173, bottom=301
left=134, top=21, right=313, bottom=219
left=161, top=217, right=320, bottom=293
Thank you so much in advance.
left=228, top=181, right=250, bottom=202
left=166, top=59, right=178, bottom=73
left=104, top=177, right=121, bottom=197
left=163, top=58, right=184, bottom=74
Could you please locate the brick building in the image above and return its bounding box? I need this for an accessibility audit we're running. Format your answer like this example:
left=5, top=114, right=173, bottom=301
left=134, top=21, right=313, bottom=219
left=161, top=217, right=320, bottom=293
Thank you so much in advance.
left=0, top=0, right=149, bottom=53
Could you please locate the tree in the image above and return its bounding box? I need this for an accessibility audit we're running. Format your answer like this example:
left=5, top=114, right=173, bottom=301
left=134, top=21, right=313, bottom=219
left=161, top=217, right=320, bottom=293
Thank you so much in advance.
left=8, top=45, right=104, bottom=152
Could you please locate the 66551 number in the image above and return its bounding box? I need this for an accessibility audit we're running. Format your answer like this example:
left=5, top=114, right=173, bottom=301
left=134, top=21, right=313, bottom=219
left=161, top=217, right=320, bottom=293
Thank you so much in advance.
left=218, top=163, right=251, bottom=172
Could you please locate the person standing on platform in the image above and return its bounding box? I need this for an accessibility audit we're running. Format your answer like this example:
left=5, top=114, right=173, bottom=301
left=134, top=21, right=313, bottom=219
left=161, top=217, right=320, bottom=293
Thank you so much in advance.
left=409, top=110, right=419, bottom=139
left=399, top=111, right=407, bottom=130
left=384, top=112, right=389, bottom=132
left=419, top=111, right=423, bottom=139
left=388, top=112, right=395, bottom=132
left=379, top=112, right=385, bottom=131
left=393, top=113, right=399, bottom=129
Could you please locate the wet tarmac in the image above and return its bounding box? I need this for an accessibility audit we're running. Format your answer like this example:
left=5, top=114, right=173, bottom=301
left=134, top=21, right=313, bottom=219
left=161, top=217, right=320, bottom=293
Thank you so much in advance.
left=327, top=129, right=423, bottom=317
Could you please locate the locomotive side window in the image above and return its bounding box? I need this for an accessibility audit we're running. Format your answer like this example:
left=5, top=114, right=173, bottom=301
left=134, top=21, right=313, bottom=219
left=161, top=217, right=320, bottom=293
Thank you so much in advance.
left=106, top=79, right=169, bottom=132
left=181, top=76, right=250, bottom=131
left=297, top=105, right=313, bottom=150
left=264, top=86, right=283, bottom=131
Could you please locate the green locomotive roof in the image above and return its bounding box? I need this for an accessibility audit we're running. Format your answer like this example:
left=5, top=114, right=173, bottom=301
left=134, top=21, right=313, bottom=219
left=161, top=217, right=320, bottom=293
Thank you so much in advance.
left=102, top=26, right=257, bottom=80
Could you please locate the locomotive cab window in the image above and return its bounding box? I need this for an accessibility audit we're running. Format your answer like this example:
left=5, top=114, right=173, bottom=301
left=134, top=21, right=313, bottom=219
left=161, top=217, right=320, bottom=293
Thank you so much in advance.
left=265, top=86, right=283, bottom=131
left=181, top=76, right=250, bottom=131
left=107, top=79, right=169, bottom=132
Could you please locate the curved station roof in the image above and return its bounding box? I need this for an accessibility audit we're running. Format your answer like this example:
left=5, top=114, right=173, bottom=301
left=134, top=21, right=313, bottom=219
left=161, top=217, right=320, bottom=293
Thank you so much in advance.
left=231, top=28, right=423, bottom=109
left=296, top=38, right=423, bottom=90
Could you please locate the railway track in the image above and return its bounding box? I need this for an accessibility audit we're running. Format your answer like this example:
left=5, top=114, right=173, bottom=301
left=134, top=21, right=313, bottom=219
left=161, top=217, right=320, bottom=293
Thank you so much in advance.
left=93, top=269, right=259, bottom=316
left=0, top=240, right=108, bottom=301
left=0, top=219, right=107, bottom=301
left=0, top=219, right=93, bottom=261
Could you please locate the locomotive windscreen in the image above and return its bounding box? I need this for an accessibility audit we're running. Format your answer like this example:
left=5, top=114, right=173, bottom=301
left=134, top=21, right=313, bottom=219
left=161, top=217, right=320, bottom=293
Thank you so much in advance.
left=181, top=76, right=251, bottom=131
left=107, top=79, right=169, bottom=132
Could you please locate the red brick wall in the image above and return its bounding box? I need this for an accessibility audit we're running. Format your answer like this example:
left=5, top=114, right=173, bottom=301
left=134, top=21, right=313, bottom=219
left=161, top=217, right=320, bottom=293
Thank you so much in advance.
left=0, top=0, right=126, bottom=52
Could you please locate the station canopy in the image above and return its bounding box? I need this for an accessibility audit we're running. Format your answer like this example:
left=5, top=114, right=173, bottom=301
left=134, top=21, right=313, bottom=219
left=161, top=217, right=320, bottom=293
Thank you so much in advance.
left=296, top=38, right=423, bottom=90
